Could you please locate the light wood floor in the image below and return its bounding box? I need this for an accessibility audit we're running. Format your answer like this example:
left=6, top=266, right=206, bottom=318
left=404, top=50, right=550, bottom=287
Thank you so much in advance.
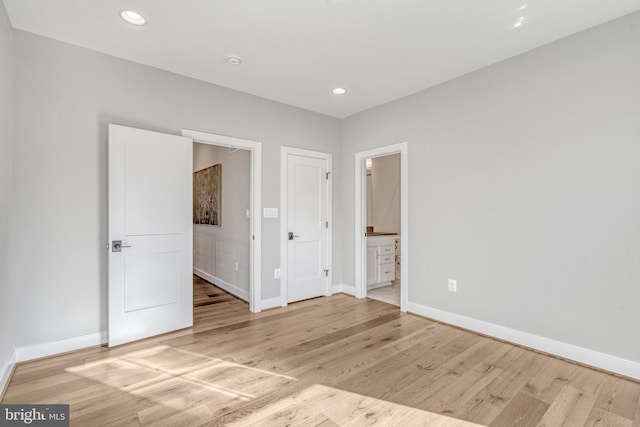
left=3, top=276, right=640, bottom=426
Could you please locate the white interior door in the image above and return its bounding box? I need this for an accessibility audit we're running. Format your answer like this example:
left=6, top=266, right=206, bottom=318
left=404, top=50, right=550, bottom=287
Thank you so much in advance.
left=286, top=153, right=329, bottom=303
left=108, top=124, right=193, bottom=347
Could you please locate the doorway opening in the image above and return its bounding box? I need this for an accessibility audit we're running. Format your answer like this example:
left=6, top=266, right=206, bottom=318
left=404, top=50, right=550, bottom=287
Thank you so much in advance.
left=365, top=154, right=401, bottom=306
left=193, top=142, right=251, bottom=309
left=355, top=143, right=408, bottom=311
left=183, top=129, right=263, bottom=313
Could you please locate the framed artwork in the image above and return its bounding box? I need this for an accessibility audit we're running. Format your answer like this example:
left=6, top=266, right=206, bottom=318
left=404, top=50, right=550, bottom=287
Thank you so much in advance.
left=193, top=164, right=221, bottom=226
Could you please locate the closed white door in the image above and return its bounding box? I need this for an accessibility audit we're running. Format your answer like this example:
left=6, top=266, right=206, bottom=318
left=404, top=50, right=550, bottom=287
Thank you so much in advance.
left=108, top=124, right=193, bottom=347
left=286, top=154, right=329, bottom=303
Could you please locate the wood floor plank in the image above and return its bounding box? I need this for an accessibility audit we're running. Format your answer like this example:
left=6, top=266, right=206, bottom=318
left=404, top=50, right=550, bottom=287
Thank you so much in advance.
left=402, top=414, right=483, bottom=427
left=241, top=384, right=347, bottom=427
left=429, top=360, right=505, bottom=415
left=585, top=407, right=633, bottom=427
left=292, top=412, right=340, bottom=427
left=590, top=376, right=640, bottom=421
left=536, top=384, right=599, bottom=427
left=330, top=325, right=466, bottom=397
left=521, top=356, right=579, bottom=404
left=318, top=393, right=388, bottom=425
left=151, top=403, right=217, bottom=427
left=333, top=342, right=439, bottom=400
left=453, top=346, right=547, bottom=424
left=489, top=393, right=549, bottom=427
left=633, top=398, right=640, bottom=427
left=394, top=336, right=502, bottom=410
left=2, top=276, right=638, bottom=426
left=283, top=316, right=434, bottom=386
left=340, top=399, right=415, bottom=426
left=264, top=311, right=402, bottom=362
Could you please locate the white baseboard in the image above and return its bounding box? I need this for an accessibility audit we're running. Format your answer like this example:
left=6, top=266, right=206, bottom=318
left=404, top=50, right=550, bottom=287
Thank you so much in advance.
left=194, top=268, right=249, bottom=302
left=331, top=284, right=343, bottom=294
left=0, top=350, right=16, bottom=397
left=340, top=284, right=357, bottom=296
left=261, top=297, right=282, bottom=310
left=14, top=331, right=107, bottom=363
left=407, top=302, right=640, bottom=381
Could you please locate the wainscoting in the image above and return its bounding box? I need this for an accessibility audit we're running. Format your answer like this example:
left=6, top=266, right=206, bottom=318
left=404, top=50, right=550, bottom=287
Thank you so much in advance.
left=193, top=224, right=249, bottom=302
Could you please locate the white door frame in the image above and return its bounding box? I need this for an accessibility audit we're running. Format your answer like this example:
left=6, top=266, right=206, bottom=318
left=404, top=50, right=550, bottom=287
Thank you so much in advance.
left=280, top=146, right=332, bottom=306
left=182, top=129, right=263, bottom=313
left=355, top=142, right=409, bottom=312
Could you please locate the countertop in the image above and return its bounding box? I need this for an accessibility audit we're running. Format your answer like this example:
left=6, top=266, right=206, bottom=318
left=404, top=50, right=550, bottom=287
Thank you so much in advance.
left=365, top=232, right=398, bottom=236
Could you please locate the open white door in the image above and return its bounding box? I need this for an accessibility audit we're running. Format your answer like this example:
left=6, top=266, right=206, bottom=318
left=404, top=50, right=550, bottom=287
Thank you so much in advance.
left=108, top=124, right=193, bottom=347
left=284, top=150, right=330, bottom=303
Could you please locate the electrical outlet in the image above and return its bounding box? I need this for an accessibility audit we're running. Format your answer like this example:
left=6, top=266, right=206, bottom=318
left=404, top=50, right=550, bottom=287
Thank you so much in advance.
left=448, top=279, right=457, bottom=292
left=235, top=261, right=239, bottom=271
left=274, top=268, right=281, bottom=279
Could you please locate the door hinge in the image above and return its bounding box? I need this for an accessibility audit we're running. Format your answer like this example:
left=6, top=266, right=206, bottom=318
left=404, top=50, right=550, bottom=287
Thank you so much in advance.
left=324, top=269, right=330, bottom=277
left=326, top=221, right=329, bottom=228
left=326, top=171, right=331, bottom=180
left=252, top=235, right=255, bottom=241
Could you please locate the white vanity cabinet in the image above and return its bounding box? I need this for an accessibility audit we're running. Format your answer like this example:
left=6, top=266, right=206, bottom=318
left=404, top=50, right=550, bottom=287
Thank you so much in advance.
left=366, top=235, right=396, bottom=288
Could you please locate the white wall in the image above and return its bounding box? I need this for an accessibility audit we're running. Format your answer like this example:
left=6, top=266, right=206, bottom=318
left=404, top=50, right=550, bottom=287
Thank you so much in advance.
left=342, top=11, right=640, bottom=363
left=370, top=154, right=400, bottom=234
left=0, top=0, right=14, bottom=387
left=9, top=30, right=342, bottom=349
left=193, top=143, right=250, bottom=300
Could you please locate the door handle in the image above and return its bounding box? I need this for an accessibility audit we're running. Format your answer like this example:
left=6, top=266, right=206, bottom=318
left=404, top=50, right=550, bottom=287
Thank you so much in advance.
left=288, top=232, right=300, bottom=240
left=112, top=240, right=132, bottom=252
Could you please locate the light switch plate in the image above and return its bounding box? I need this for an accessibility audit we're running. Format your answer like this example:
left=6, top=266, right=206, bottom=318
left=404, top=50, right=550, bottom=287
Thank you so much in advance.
left=263, top=208, right=279, bottom=218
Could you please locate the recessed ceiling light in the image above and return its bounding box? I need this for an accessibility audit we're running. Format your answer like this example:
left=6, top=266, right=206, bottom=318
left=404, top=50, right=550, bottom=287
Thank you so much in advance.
left=120, top=10, right=146, bottom=26
left=519, top=4, right=527, bottom=10
left=332, top=88, right=347, bottom=95
left=513, top=16, right=525, bottom=28
left=227, top=56, right=242, bottom=66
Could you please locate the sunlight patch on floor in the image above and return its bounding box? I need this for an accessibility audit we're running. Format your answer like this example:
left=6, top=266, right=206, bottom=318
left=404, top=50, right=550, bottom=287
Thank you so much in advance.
left=65, top=345, right=486, bottom=425
left=64, top=344, right=289, bottom=404
left=228, top=383, right=487, bottom=426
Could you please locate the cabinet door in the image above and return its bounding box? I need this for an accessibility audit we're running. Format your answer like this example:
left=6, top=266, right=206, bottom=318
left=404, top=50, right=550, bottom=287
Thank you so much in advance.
left=378, top=262, right=395, bottom=283
left=367, top=247, right=377, bottom=285
left=378, top=262, right=396, bottom=283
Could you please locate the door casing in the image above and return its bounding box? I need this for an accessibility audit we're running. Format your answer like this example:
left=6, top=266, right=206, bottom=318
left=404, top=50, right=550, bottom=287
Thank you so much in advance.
left=355, top=142, right=409, bottom=312
left=182, top=129, right=263, bottom=313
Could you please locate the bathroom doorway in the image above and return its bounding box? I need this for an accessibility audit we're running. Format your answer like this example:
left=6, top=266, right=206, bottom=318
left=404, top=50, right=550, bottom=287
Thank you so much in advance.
left=365, top=154, right=401, bottom=306
left=355, top=142, right=408, bottom=311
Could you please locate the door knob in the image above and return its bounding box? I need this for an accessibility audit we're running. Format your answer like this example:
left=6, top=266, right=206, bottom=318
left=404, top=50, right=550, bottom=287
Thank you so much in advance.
left=288, top=232, right=300, bottom=240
